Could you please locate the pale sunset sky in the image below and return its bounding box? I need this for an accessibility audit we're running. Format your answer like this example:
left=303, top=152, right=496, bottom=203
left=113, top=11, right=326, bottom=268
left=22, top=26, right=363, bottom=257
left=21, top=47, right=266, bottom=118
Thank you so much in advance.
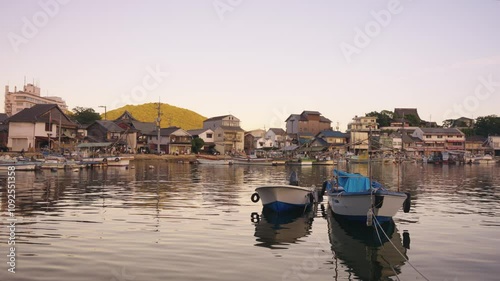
left=1, top=0, right=499, bottom=131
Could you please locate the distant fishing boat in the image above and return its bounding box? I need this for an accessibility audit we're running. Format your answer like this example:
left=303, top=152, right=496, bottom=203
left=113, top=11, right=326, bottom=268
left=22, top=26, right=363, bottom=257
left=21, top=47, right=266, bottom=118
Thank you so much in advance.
left=325, top=169, right=410, bottom=222
left=232, top=156, right=273, bottom=166
left=196, top=155, right=233, bottom=165
left=0, top=162, right=38, bottom=171
left=251, top=171, right=315, bottom=212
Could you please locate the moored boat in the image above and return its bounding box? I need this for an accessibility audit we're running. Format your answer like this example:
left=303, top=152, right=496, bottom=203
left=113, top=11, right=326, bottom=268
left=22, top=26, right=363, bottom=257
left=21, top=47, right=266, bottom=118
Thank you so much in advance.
left=251, top=172, right=315, bottom=212
left=325, top=169, right=410, bottom=223
left=196, top=155, right=233, bottom=165
left=0, top=162, right=38, bottom=171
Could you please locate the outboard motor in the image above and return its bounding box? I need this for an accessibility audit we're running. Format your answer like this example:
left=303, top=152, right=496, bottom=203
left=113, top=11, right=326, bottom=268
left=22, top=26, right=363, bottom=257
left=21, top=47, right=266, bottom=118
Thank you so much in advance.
left=289, top=171, right=299, bottom=186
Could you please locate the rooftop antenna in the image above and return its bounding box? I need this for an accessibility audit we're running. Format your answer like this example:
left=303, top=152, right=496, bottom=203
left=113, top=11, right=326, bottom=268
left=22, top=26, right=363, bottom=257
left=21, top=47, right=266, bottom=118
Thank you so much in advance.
left=336, top=122, right=339, bottom=131
left=24, top=76, right=26, bottom=86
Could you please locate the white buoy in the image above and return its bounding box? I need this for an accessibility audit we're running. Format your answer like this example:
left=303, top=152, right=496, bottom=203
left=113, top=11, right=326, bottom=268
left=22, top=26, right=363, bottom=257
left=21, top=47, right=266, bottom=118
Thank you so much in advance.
left=130, top=165, right=135, bottom=169
left=366, top=209, right=373, bottom=227
left=148, top=165, right=154, bottom=169
left=73, top=168, right=79, bottom=172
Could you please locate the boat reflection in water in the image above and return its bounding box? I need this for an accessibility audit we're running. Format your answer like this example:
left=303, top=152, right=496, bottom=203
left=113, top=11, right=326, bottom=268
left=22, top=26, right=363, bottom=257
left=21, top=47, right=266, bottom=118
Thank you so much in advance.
left=251, top=206, right=315, bottom=249
left=326, top=208, right=410, bottom=280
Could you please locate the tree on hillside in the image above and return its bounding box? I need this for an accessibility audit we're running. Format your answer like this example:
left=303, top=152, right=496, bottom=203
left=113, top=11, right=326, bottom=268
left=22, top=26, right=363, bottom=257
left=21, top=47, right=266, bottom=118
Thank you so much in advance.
left=404, top=114, right=420, bottom=126
left=191, top=137, right=205, bottom=154
left=474, top=115, right=500, bottom=137
left=365, top=110, right=393, bottom=127
left=69, top=107, right=102, bottom=125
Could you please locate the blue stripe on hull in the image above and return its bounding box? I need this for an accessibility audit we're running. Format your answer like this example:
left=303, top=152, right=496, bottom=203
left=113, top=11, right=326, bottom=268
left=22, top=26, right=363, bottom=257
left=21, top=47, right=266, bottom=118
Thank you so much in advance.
left=333, top=213, right=393, bottom=223
left=264, top=201, right=308, bottom=212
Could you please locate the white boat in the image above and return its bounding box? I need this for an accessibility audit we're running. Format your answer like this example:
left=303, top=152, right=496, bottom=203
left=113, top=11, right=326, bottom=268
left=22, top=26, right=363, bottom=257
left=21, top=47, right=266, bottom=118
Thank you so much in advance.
left=473, top=154, right=494, bottom=164
left=0, top=162, right=38, bottom=171
left=252, top=172, right=315, bottom=212
left=232, top=157, right=273, bottom=166
left=41, top=159, right=66, bottom=169
left=103, top=157, right=130, bottom=166
left=325, top=169, right=410, bottom=223
left=196, top=156, right=233, bottom=165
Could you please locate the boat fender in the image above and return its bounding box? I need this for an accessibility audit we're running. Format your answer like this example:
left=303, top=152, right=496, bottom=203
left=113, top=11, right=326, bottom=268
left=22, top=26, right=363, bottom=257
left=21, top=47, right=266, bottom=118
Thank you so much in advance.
left=403, top=192, right=411, bottom=213
left=403, top=230, right=411, bottom=249
left=251, top=193, right=260, bottom=203
left=366, top=209, right=373, bottom=227
left=375, top=195, right=384, bottom=208
left=115, top=157, right=120, bottom=162
left=250, top=212, right=260, bottom=223
left=321, top=181, right=328, bottom=195
left=307, top=193, right=314, bottom=204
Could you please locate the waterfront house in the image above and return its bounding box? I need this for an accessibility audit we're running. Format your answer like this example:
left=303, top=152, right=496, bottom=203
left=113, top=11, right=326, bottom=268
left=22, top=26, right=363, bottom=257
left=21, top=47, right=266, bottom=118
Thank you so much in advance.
left=465, top=136, right=490, bottom=155
left=145, top=126, right=192, bottom=154
left=113, top=111, right=157, bottom=153
left=347, top=115, right=379, bottom=154
left=411, top=128, right=465, bottom=155
left=86, top=120, right=125, bottom=143
left=487, top=136, right=500, bottom=156
left=203, top=115, right=244, bottom=154
left=187, top=128, right=215, bottom=153
left=265, top=128, right=287, bottom=148
left=0, top=113, right=8, bottom=150
left=6, top=104, right=78, bottom=152
left=285, top=111, right=332, bottom=136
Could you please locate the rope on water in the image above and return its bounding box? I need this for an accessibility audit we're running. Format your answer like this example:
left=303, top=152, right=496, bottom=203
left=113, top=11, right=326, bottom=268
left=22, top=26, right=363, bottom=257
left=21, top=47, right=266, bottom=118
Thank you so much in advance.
left=373, top=220, right=401, bottom=281
left=373, top=216, right=431, bottom=281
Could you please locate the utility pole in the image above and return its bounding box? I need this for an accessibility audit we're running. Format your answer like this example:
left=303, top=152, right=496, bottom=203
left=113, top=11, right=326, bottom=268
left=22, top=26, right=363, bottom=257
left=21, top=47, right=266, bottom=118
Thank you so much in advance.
left=157, top=99, right=161, bottom=154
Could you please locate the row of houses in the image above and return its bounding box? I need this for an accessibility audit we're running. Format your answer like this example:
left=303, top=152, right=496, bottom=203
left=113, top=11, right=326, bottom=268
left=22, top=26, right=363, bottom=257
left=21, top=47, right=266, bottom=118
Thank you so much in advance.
left=1, top=104, right=499, bottom=157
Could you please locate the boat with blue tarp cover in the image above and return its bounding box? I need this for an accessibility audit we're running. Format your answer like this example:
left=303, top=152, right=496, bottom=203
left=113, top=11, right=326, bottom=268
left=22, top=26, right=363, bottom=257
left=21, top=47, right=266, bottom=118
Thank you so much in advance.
left=324, top=169, right=410, bottom=222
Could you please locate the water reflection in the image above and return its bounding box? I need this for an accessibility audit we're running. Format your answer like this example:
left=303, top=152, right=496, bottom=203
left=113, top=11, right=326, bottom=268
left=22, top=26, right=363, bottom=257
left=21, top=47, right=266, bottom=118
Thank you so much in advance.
left=327, top=208, right=409, bottom=281
left=252, top=206, right=315, bottom=249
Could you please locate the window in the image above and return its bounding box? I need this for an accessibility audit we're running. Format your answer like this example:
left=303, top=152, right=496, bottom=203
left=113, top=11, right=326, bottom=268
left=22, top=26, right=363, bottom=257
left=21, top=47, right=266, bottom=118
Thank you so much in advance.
left=437, top=135, right=443, bottom=139
left=45, top=122, right=52, bottom=132
left=206, top=133, right=213, bottom=138
left=447, top=135, right=454, bottom=138
left=426, top=135, right=431, bottom=139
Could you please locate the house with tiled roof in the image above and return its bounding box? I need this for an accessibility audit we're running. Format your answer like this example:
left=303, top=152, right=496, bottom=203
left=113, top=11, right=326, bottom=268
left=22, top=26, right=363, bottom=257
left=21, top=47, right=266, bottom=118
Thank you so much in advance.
left=412, top=127, right=465, bottom=155
left=265, top=128, right=287, bottom=148
left=285, top=111, right=332, bottom=136
left=202, top=114, right=244, bottom=154
left=6, top=104, right=78, bottom=151
left=113, top=111, right=157, bottom=152
left=144, top=126, right=192, bottom=154
left=86, top=120, right=125, bottom=143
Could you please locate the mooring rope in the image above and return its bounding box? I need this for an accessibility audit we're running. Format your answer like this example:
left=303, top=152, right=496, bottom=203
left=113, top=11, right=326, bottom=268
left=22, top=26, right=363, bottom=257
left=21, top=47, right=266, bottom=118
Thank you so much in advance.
left=373, top=216, right=431, bottom=281
left=373, top=221, right=401, bottom=281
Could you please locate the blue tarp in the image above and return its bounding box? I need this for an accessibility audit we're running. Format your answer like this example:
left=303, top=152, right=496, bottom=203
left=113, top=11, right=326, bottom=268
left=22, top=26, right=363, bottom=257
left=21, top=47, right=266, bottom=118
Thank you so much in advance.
left=334, top=169, right=382, bottom=192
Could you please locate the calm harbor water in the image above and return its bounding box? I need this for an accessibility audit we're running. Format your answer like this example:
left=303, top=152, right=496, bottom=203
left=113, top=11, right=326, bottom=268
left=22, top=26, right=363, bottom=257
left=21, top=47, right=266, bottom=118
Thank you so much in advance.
left=1, top=161, right=499, bottom=281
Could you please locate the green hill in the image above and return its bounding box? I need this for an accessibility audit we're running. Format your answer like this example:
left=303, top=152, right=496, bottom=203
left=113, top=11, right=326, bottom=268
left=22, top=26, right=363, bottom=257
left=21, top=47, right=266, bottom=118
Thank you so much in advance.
left=104, top=103, right=206, bottom=130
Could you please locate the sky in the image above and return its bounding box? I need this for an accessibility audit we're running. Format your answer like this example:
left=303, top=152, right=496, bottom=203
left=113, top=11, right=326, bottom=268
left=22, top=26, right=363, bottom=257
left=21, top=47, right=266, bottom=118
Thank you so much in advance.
left=1, top=0, right=499, bottom=131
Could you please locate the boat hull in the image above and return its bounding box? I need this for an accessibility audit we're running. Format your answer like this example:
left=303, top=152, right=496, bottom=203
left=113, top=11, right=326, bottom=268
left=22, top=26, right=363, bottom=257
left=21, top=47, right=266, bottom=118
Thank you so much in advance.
left=255, top=185, right=313, bottom=212
left=196, top=158, right=233, bottom=165
left=0, top=163, right=38, bottom=171
left=328, top=190, right=407, bottom=222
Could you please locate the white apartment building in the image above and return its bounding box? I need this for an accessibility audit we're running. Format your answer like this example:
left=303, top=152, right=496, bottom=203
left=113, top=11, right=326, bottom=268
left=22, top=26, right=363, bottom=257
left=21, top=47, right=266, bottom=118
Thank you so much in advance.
left=5, top=83, right=68, bottom=116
